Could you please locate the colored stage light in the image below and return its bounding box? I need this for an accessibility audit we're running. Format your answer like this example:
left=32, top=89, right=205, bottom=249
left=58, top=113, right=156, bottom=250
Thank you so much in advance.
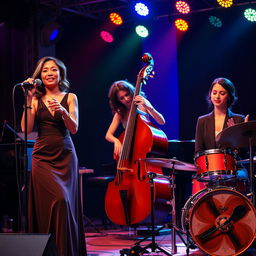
left=135, top=25, right=149, bottom=37
left=109, top=12, right=123, bottom=25
left=41, top=22, right=63, bottom=46
left=134, top=2, right=149, bottom=16
left=100, top=31, right=114, bottom=43
left=209, top=16, right=222, bottom=27
left=49, top=29, right=59, bottom=41
left=175, top=1, right=190, bottom=14
left=217, top=0, right=233, bottom=8
left=244, top=8, right=256, bottom=22
left=175, top=19, right=188, bottom=31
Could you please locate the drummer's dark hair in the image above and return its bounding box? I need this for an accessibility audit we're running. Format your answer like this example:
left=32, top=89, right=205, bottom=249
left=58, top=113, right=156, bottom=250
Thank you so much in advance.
left=207, top=77, right=238, bottom=109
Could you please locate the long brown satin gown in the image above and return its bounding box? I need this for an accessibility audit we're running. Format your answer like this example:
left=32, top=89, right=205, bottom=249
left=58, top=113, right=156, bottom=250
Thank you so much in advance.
left=28, top=93, right=86, bottom=256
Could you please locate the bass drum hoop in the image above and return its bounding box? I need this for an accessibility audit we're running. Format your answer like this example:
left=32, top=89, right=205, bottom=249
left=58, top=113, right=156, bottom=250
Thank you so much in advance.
left=182, top=187, right=256, bottom=256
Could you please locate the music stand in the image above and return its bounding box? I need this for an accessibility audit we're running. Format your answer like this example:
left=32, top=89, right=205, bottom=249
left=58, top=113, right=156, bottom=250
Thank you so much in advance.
left=216, top=121, right=256, bottom=205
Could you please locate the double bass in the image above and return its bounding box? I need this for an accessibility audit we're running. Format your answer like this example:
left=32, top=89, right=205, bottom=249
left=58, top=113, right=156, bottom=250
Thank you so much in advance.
left=105, top=53, right=170, bottom=225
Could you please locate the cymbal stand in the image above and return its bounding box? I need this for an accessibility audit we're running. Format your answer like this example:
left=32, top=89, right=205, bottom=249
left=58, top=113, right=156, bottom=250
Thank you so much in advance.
left=168, top=162, right=195, bottom=255
left=120, top=172, right=172, bottom=256
left=248, top=136, right=255, bottom=206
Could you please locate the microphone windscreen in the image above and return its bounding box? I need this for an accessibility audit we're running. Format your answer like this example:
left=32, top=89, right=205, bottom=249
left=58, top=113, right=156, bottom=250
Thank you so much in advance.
left=34, top=79, right=42, bottom=87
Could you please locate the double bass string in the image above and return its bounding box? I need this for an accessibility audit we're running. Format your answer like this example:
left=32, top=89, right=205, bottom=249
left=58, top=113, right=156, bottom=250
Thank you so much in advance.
left=118, top=94, right=138, bottom=170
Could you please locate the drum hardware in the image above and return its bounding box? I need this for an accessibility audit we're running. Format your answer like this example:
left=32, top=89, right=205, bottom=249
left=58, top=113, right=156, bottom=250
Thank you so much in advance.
left=182, top=187, right=256, bottom=256
left=142, top=157, right=198, bottom=172
left=194, top=148, right=236, bottom=182
left=120, top=157, right=197, bottom=256
left=166, top=162, right=197, bottom=256
left=216, top=120, right=256, bottom=205
left=224, top=151, right=227, bottom=169
left=166, top=161, right=193, bottom=255
left=205, top=154, right=209, bottom=170
left=237, top=156, right=256, bottom=164
left=198, top=205, right=246, bottom=240
left=142, top=158, right=197, bottom=255
left=120, top=172, right=172, bottom=256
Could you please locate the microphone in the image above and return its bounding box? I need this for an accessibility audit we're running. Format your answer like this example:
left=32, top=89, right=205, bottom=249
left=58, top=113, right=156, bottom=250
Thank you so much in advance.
left=16, top=79, right=42, bottom=89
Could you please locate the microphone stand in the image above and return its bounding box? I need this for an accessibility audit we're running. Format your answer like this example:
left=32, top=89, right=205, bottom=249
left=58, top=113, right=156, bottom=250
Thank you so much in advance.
left=21, top=86, right=30, bottom=232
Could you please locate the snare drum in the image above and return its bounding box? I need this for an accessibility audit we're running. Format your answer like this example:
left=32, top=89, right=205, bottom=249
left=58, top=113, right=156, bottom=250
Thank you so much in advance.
left=195, top=149, right=236, bottom=181
left=182, top=187, right=256, bottom=256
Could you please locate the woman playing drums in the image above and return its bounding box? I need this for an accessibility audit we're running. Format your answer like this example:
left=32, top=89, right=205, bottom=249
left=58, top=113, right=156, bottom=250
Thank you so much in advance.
left=193, top=77, right=248, bottom=193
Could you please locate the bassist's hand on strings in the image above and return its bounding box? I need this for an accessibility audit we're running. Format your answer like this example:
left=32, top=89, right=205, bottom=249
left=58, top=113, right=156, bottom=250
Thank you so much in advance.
left=134, top=95, right=153, bottom=110
left=113, top=138, right=122, bottom=159
left=133, top=95, right=165, bottom=125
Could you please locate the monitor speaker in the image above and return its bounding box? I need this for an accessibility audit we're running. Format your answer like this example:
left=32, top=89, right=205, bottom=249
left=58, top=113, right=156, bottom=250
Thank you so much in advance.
left=0, top=233, right=58, bottom=256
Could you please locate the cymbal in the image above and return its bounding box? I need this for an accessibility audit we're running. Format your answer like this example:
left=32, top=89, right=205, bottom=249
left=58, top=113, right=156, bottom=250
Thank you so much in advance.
left=216, top=121, right=256, bottom=148
left=141, top=158, right=197, bottom=172
left=237, top=156, right=256, bottom=164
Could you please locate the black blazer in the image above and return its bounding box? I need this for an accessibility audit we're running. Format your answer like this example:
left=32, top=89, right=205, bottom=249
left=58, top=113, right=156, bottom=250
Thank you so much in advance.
left=195, top=110, right=245, bottom=153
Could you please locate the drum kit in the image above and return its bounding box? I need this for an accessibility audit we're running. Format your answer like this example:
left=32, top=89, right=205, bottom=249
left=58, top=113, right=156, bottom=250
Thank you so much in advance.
left=142, top=121, right=256, bottom=256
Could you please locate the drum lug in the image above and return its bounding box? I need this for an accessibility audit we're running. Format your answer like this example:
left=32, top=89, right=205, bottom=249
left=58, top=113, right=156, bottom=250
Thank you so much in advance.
left=205, top=154, right=209, bottom=171
left=224, top=151, right=227, bottom=170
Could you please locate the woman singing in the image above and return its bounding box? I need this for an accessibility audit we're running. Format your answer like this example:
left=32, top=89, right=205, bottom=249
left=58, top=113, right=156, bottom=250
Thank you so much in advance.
left=21, top=56, right=86, bottom=256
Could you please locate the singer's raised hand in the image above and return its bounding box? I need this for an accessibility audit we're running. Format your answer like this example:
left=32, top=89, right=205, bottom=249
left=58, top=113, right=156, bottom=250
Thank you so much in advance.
left=22, top=78, right=37, bottom=97
left=47, top=98, right=67, bottom=115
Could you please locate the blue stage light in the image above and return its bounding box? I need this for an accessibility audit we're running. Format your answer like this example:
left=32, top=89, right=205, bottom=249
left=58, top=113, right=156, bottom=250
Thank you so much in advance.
left=41, top=22, right=63, bottom=46
left=49, top=29, right=59, bottom=41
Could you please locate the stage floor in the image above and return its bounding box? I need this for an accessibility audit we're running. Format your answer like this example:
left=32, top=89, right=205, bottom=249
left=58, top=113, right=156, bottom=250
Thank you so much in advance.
left=85, top=226, right=256, bottom=256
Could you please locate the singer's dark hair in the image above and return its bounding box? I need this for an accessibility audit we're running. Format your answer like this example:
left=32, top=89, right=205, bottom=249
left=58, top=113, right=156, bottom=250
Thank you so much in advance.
left=207, top=77, right=238, bottom=109
left=108, top=80, right=145, bottom=119
left=32, top=56, right=70, bottom=98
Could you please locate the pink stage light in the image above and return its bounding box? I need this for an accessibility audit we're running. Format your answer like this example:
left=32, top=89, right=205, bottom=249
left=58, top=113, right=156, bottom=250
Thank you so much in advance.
left=100, top=31, right=114, bottom=43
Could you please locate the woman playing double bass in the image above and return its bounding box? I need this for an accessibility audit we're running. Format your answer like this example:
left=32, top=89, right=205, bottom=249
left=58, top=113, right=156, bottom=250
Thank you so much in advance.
left=105, top=80, right=165, bottom=157
left=104, top=65, right=169, bottom=226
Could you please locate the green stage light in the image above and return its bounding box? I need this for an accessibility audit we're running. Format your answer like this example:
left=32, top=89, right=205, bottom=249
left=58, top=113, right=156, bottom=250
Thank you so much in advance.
left=135, top=25, right=149, bottom=37
left=244, top=8, right=256, bottom=22
left=209, top=16, right=222, bottom=27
